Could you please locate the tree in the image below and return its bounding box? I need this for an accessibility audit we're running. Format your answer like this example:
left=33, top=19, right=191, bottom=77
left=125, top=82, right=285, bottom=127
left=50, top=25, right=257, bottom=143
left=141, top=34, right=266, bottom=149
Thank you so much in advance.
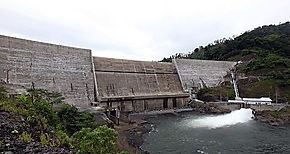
left=57, top=104, right=97, bottom=135
left=0, top=86, right=7, bottom=99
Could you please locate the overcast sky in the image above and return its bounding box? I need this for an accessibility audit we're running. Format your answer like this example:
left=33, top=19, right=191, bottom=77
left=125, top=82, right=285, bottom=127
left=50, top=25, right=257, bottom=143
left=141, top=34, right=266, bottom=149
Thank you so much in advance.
left=0, top=0, right=290, bottom=61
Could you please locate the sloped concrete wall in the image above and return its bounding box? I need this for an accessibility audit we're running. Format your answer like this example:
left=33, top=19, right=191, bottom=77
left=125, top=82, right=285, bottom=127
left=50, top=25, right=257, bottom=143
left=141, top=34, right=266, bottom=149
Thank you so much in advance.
left=174, top=59, right=236, bottom=91
left=94, top=57, right=175, bottom=73
left=94, top=57, right=184, bottom=98
left=0, top=35, right=95, bottom=108
left=93, top=57, right=189, bottom=112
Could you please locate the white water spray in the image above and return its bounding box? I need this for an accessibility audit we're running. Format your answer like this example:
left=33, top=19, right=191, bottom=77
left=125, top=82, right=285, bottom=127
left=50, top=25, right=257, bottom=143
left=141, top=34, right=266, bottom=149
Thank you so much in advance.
left=187, top=108, right=253, bottom=129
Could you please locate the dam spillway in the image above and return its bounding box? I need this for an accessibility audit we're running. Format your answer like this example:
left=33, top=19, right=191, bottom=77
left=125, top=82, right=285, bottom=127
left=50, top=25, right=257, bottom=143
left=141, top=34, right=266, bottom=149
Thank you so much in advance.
left=186, top=108, right=253, bottom=129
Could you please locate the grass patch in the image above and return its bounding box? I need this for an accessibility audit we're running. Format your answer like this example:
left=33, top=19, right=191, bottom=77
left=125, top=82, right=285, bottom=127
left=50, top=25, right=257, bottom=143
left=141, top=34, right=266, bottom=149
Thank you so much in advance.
left=19, top=132, right=33, bottom=143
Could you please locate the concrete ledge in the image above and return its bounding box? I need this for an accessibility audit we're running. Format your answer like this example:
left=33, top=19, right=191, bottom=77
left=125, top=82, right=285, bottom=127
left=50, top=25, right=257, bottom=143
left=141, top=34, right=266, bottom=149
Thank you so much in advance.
left=129, top=108, right=193, bottom=116
left=100, top=93, right=190, bottom=102
left=95, top=69, right=176, bottom=74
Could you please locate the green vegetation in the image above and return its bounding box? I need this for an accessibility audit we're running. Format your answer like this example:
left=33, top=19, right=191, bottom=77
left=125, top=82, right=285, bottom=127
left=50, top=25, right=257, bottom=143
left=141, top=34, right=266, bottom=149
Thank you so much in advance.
left=72, top=126, right=122, bottom=154
left=246, top=54, right=289, bottom=72
left=164, top=22, right=290, bottom=61
left=0, top=98, right=28, bottom=114
left=162, top=22, right=290, bottom=102
left=40, top=133, right=51, bottom=146
left=57, top=104, right=98, bottom=135
left=197, top=85, right=235, bottom=102
left=0, top=86, right=7, bottom=99
left=0, top=86, right=127, bottom=153
left=55, top=130, right=72, bottom=148
left=238, top=79, right=290, bottom=102
left=19, top=132, right=33, bottom=143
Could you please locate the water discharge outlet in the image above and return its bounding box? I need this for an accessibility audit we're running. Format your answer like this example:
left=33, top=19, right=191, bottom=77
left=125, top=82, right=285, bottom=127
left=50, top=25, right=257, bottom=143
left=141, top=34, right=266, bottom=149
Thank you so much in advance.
left=187, top=108, right=253, bottom=129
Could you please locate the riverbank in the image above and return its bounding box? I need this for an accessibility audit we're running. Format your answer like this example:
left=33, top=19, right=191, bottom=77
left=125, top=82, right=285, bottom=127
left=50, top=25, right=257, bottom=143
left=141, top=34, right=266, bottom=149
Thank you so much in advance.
left=254, top=106, right=290, bottom=126
left=191, top=102, right=231, bottom=114
left=115, top=118, right=151, bottom=154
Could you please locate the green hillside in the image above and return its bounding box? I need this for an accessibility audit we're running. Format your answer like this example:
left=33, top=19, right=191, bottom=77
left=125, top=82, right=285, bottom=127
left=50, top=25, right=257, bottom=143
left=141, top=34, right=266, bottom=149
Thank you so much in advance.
left=164, top=22, right=290, bottom=102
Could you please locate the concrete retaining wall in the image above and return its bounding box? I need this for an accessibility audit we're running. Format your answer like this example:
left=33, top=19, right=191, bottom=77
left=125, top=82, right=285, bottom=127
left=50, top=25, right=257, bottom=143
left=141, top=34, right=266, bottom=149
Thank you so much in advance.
left=0, top=35, right=95, bottom=108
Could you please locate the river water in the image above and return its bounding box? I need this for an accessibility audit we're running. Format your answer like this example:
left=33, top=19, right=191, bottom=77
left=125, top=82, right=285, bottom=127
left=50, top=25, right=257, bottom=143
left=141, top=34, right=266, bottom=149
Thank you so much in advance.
left=141, top=109, right=290, bottom=154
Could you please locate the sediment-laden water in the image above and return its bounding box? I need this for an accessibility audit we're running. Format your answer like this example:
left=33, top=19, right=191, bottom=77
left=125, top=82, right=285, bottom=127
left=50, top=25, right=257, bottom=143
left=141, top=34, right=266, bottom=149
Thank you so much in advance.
left=141, top=109, right=290, bottom=154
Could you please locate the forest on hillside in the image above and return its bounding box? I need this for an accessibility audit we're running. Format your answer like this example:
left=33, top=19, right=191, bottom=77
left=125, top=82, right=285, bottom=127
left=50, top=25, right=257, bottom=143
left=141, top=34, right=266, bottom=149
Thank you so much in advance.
left=163, top=22, right=290, bottom=102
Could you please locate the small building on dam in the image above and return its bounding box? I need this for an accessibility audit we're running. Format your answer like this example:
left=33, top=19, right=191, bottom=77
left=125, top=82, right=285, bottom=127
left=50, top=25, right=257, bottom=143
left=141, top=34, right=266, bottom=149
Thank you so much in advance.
left=0, top=35, right=236, bottom=115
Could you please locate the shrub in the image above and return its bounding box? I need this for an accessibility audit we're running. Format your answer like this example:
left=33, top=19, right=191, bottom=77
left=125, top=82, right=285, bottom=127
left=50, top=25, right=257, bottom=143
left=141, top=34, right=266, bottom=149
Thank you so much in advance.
left=26, top=102, right=59, bottom=130
left=27, top=89, right=64, bottom=105
left=71, top=128, right=92, bottom=143
left=72, top=126, right=118, bottom=154
left=58, top=104, right=97, bottom=135
left=0, top=99, right=27, bottom=114
left=39, top=132, right=60, bottom=147
left=17, top=94, right=30, bottom=104
left=197, top=86, right=235, bottom=102
left=246, top=54, right=290, bottom=72
left=0, top=86, right=7, bottom=100
left=26, top=116, right=49, bottom=130
left=19, top=132, right=33, bottom=143
left=40, top=133, right=51, bottom=146
left=1, top=88, right=124, bottom=153
left=56, top=130, right=72, bottom=148
left=17, top=90, right=60, bottom=129
left=32, top=99, right=59, bottom=127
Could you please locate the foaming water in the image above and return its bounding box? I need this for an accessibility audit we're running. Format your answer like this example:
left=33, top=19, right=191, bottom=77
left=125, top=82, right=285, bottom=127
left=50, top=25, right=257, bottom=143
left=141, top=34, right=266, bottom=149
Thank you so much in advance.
left=187, top=108, right=253, bottom=129
left=142, top=109, right=290, bottom=154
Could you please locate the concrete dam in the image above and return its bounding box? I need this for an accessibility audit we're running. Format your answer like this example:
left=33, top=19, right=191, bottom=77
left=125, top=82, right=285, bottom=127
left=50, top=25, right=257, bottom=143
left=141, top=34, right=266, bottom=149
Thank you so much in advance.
left=0, top=35, right=236, bottom=113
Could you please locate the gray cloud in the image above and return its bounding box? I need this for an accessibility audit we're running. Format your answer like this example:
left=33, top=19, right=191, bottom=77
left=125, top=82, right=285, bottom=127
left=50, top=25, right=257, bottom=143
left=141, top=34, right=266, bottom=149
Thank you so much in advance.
left=0, top=0, right=290, bottom=61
